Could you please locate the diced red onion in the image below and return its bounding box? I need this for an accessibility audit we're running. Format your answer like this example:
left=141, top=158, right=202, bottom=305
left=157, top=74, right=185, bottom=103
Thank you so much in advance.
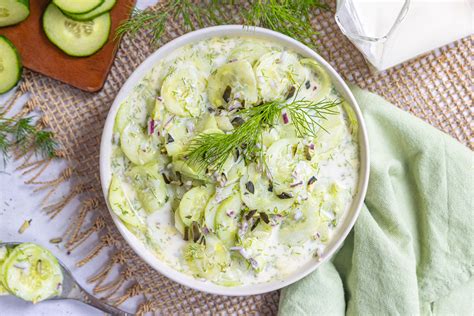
left=309, top=143, right=315, bottom=150
left=148, top=119, right=155, bottom=135
left=228, top=100, right=242, bottom=112
left=282, top=112, right=289, bottom=124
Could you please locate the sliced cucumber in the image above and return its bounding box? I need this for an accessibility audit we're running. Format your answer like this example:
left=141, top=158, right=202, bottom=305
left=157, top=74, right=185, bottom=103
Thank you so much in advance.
left=228, top=41, right=271, bottom=66
left=183, top=235, right=231, bottom=280
left=265, top=138, right=316, bottom=195
left=171, top=160, right=207, bottom=181
left=108, top=175, right=142, bottom=227
left=254, top=51, right=306, bottom=101
left=240, top=163, right=294, bottom=214
left=120, top=122, right=160, bottom=165
left=197, top=114, right=219, bottom=132
left=64, top=0, right=116, bottom=21
left=163, top=117, right=191, bottom=158
left=2, top=243, right=63, bottom=303
left=161, top=67, right=205, bottom=117
left=174, top=209, right=186, bottom=236
left=215, top=194, right=242, bottom=247
left=0, top=0, right=29, bottom=27
left=300, top=58, right=331, bottom=101
left=0, top=283, right=8, bottom=296
left=0, top=245, right=9, bottom=295
left=239, top=221, right=272, bottom=272
left=178, top=185, right=214, bottom=227
left=43, top=4, right=110, bottom=57
left=204, top=185, right=235, bottom=231
left=0, top=36, right=22, bottom=94
left=52, top=0, right=104, bottom=14
left=127, top=162, right=169, bottom=214
left=207, top=60, right=258, bottom=108
left=279, top=198, right=321, bottom=245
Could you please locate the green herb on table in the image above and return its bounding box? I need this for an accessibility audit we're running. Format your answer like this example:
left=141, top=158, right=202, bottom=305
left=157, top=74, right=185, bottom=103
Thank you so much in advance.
left=244, top=0, right=328, bottom=44
left=185, top=96, right=340, bottom=171
left=0, top=116, right=58, bottom=161
left=116, top=0, right=328, bottom=46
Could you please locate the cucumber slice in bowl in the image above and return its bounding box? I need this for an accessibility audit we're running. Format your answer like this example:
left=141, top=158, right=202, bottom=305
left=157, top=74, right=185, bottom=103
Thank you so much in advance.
left=1, top=243, right=63, bottom=303
left=0, top=36, right=22, bottom=94
left=52, top=0, right=104, bottom=14
left=64, top=0, right=116, bottom=21
left=0, top=0, right=29, bottom=27
left=42, top=3, right=111, bottom=57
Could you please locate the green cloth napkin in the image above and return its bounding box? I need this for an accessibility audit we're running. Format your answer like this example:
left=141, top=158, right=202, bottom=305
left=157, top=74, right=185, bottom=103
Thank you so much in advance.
left=279, top=87, right=474, bottom=316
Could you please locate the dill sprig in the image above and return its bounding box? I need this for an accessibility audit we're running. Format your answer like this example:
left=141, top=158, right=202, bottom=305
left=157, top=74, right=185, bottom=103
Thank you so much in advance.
left=244, top=0, right=328, bottom=45
left=0, top=116, right=58, bottom=162
left=185, top=97, right=340, bottom=171
left=116, top=0, right=224, bottom=45
left=116, top=0, right=328, bottom=46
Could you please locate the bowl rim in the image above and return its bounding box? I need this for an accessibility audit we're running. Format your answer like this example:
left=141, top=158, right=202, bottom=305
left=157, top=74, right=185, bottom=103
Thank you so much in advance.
left=100, top=25, right=370, bottom=296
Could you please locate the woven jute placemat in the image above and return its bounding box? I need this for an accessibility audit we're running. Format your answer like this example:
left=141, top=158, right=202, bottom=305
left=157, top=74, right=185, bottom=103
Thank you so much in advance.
left=7, top=1, right=472, bottom=314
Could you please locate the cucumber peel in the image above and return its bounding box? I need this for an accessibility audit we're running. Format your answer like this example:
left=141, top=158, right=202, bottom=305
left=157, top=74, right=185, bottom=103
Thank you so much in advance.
left=63, top=0, right=116, bottom=21
left=52, top=0, right=104, bottom=14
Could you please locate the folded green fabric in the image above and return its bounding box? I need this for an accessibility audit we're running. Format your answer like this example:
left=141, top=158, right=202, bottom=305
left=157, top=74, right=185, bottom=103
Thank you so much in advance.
left=279, top=87, right=474, bottom=316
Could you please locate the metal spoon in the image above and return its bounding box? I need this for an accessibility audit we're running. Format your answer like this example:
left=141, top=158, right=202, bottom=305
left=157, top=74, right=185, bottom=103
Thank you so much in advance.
left=1, top=242, right=131, bottom=316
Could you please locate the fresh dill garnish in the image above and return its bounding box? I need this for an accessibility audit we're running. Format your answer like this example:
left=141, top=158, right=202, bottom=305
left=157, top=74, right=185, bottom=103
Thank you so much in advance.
left=0, top=116, right=58, bottom=162
left=116, top=0, right=328, bottom=46
left=185, top=96, right=340, bottom=171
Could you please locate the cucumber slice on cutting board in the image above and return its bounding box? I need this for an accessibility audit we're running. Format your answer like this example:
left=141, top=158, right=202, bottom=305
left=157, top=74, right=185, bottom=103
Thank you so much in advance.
left=0, top=36, right=22, bottom=94
left=64, top=0, right=116, bottom=21
left=52, top=0, right=104, bottom=14
left=0, top=0, right=29, bottom=27
left=42, top=3, right=111, bottom=57
left=1, top=243, right=63, bottom=303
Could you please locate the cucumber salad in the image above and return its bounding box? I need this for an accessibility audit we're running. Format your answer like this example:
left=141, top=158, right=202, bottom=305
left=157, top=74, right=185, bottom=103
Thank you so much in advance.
left=108, top=36, right=360, bottom=286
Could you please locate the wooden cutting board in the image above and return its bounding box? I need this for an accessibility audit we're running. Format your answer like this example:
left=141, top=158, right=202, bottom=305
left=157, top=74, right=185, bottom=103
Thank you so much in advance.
left=0, top=0, right=136, bottom=92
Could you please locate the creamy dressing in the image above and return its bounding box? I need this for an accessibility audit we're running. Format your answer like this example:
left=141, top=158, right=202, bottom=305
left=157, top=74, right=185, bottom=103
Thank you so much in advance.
left=108, top=36, right=360, bottom=286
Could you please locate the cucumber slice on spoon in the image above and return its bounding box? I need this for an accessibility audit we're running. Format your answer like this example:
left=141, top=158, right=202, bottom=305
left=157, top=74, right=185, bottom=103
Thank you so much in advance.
left=64, top=0, right=116, bottom=21
left=52, top=0, right=104, bottom=14
left=0, top=242, right=132, bottom=315
left=0, top=0, right=29, bottom=27
left=2, top=243, right=63, bottom=303
left=42, top=3, right=111, bottom=57
left=0, top=36, right=22, bottom=94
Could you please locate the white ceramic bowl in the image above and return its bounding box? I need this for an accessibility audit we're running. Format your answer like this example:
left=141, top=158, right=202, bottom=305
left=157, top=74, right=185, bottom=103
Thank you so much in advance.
left=100, top=25, right=370, bottom=296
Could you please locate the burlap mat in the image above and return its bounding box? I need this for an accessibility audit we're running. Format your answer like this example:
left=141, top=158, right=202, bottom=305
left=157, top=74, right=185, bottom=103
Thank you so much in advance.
left=13, top=2, right=472, bottom=314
